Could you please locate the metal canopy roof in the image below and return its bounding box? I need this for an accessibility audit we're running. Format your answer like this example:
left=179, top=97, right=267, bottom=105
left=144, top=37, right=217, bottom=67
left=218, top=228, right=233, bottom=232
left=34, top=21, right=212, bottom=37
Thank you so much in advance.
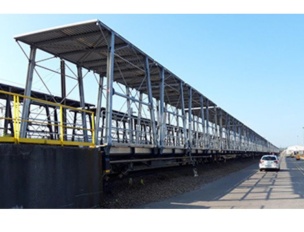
left=11, top=19, right=278, bottom=150
left=13, top=19, right=274, bottom=143
left=14, top=19, right=217, bottom=111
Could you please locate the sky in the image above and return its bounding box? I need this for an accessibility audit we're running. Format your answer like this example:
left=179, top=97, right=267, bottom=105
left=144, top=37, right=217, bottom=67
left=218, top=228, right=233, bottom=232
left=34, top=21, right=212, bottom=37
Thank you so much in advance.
left=1, top=2, right=304, bottom=150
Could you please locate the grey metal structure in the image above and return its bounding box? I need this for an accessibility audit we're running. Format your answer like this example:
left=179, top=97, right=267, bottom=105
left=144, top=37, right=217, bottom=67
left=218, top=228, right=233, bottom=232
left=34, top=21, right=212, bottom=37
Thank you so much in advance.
left=13, top=19, right=279, bottom=172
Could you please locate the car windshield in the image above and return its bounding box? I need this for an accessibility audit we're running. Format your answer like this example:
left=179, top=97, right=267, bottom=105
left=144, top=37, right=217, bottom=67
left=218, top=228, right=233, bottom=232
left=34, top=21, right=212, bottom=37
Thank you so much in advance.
left=262, top=156, right=277, bottom=161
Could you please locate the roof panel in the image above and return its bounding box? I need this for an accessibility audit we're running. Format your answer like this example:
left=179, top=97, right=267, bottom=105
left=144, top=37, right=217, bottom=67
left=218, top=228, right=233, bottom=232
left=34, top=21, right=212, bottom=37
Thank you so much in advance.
left=15, top=19, right=218, bottom=113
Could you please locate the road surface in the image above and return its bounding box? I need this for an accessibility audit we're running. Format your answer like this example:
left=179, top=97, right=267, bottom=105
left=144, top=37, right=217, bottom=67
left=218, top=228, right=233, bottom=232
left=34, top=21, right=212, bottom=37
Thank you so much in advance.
left=141, top=155, right=304, bottom=209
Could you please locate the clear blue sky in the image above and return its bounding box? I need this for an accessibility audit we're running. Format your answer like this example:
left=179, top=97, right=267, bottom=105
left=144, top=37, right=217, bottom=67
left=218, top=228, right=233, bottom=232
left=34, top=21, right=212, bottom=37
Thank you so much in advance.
left=1, top=14, right=304, bottom=148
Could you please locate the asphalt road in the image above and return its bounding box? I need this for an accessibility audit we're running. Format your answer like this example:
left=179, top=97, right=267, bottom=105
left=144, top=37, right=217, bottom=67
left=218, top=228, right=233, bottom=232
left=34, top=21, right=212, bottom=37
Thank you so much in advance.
left=141, top=155, right=304, bottom=209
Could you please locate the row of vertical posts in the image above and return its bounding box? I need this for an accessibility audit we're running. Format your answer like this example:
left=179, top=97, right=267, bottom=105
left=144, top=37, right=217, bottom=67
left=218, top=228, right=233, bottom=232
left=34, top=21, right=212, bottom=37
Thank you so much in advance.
left=94, top=29, right=272, bottom=153
left=18, top=44, right=90, bottom=143
left=18, top=30, right=276, bottom=154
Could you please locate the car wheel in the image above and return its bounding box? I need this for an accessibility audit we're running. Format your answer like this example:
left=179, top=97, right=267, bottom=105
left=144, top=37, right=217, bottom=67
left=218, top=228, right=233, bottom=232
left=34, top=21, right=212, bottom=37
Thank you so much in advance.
left=259, top=169, right=263, bottom=172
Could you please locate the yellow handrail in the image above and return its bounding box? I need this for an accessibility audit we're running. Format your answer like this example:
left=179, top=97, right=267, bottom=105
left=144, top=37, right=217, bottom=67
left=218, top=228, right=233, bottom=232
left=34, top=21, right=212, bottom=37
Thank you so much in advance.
left=0, top=90, right=95, bottom=147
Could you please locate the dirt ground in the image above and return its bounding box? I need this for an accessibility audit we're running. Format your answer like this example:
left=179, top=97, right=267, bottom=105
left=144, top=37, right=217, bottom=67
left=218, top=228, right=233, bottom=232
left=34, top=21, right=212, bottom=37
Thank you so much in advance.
left=99, top=157, right=257, bottom=208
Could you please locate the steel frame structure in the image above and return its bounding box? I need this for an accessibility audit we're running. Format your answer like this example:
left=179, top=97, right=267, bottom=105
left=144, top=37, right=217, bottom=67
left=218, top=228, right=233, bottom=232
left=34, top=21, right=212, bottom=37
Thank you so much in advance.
left=0, top=84, right=95, bottom=146
left=11, top=19, right=279, bottom=172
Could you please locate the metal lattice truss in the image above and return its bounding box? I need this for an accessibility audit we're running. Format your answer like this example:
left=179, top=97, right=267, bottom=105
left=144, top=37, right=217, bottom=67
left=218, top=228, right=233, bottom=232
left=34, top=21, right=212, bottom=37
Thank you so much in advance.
left=14, top=19, right=279, bottom=154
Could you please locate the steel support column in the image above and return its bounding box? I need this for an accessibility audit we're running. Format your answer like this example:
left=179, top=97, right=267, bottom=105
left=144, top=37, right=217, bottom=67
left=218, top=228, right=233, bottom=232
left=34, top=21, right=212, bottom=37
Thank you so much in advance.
left=219, top=109, right=223, bottom=151
left=159, top=67, right=165, bottom=149
left=136, top=92, right=143, bottom=144
left=61, top=60, right=67, bottom=140
left=188, top=87, right=193, bottom=149
left=77, top=66, right=88, bottom=142
left=187, top=87, right=198, bottom=177
left=244, top=127, right=247, bottom=151
left=195, top=115, right=198, bottom=147
left=225, top=113, right=230, bottom=150
left=105, top=31, right=115, bottom=146
left=206, top=100, right=210, bottom=149
left=233, top=119, right=237, bottom=150
left=126, top=86, right=133, bottom=143
left=95, top=75, right=104, bottom=145
left=176, top=108, right=180, bottom=146
left=199, top=96, right=205, bottom=149
left=20, top=46, right=36, bottom=138
left=238, top=123, right=242, bottom=149
left=180, top=82, right=187, bottom=148
left=144, top=57, right=157, bottom=146
left=214, top=107, right=218, bottom=149
left=242, top=127, right=245, bottom=150
left=246, top=128, right=249, bottom=150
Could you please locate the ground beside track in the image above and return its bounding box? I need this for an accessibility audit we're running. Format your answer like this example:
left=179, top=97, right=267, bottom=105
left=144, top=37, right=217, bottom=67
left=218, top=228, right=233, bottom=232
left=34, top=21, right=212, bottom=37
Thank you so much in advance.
left=99, top=157, right=257, bottom=208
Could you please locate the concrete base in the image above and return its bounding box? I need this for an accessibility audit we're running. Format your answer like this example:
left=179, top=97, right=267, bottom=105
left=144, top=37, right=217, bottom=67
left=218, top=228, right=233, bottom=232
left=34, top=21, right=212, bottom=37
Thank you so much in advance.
left=0, top=144, right=102, bottom=208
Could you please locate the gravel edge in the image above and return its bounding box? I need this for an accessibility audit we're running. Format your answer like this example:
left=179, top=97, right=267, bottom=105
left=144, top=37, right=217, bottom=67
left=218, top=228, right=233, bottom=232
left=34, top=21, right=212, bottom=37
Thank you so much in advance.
left=99, top=157, right=257, bottom=208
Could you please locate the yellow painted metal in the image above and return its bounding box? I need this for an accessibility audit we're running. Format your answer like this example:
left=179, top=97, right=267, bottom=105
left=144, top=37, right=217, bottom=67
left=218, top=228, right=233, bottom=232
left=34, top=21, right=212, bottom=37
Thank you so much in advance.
left=91, top=111, right=95, bottom=144
left=0, top=90, right=96, bottom=147
left=19, top=138, right=62, bottom=145
left=0, top=136, right=15, bottom=143
left=59, top=105, right=64, bottom=145
left=61, top=140, right=94, bottom=147
left=13, top=95, right=20, bottom=144
left=17, top=138, right=94, bottom=147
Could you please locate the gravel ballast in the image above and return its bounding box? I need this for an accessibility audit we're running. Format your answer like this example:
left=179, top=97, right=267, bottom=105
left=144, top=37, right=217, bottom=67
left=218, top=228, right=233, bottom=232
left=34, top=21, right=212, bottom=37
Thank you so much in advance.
left=99, top=157, right=257, bottom=208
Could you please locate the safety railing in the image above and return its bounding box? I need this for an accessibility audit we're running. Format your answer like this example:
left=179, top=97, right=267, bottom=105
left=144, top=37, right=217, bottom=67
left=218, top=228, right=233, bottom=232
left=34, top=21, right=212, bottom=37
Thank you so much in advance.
left=0, top=90, right=95, bottom=147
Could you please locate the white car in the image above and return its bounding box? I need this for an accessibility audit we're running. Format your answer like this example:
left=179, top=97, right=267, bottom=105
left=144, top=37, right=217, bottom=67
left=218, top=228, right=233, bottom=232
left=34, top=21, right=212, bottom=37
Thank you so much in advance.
left=259, top=154, right=280, bottom=171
